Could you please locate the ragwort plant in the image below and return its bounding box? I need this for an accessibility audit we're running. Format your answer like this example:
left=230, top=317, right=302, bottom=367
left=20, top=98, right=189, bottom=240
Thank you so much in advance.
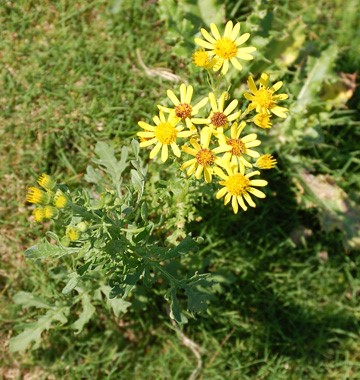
left=12, top=20, right=289, bottom=352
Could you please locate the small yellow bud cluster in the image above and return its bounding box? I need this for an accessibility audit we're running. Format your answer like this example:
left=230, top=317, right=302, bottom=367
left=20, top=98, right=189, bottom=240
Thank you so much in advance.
left=26, top=173, right=68, bottom=223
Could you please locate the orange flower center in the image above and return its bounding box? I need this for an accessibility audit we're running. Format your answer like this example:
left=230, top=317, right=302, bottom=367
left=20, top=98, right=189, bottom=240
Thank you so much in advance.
left=196, top=149, right=214, bottom=166
left=211, top=112, right=227, bottom=128
left=175, top=103, right=192, bottom=119
left=227, top=138, right=245, bottom=156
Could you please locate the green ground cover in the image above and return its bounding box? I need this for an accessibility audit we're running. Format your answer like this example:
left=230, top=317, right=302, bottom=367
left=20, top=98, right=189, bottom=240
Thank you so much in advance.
left=1, top=0, right=359, bottom=378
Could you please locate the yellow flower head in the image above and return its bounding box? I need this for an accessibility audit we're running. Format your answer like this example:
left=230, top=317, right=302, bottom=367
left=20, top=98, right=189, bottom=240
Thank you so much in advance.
left=192, top=49, right=218, bottom=69
left=192, top=92, right=241, bottom=134
left=53, top=190, right=67, bottom=208
left=214, top=165, right=268, bottom=214
left=157, top=83, right=208, bottom=130
left=26, top=186, right=51, bottom=205
left=44, top=205, right=58, bottom=219
left=32, top=207, right=45, bottom=222
left=137, top=111, right=193, bottom=162
left=217, top=121, right=261, bottom=171
left=255, top=154, right=277, bottom=169
left=180, top=127, right=231, bottom=183
left=194, top=20, right=256, bottom=75
left=244, top=73, right=289, bottom=118
left=37, top=173, right=56, bottom=191
left=253, top=113, right=272, bottom=129
left=66, top=226, right=80, bottom=241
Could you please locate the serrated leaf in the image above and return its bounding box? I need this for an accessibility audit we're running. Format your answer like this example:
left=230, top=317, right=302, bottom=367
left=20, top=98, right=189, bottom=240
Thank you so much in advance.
left=72, top=292, right=95, bottom=334
left=13, top=292, right=51, bottom=309
left=9, top=307, right=69, bottom=352
left=84, top=165, right=103, bottom=185
left=62, top=272, right=80, bottom=295
left=131, top=139, right=140, bottom=159
left=131, top=169, right=145, bottom=201
left=92, top=142, right=128, bottom=191
left=25, top=241, right=73, bottom=260
left=168, top=289, right=188, bottom=324
left=100, top=286, right=131, bottom=317
left=163, top=235, right=197, bottom=260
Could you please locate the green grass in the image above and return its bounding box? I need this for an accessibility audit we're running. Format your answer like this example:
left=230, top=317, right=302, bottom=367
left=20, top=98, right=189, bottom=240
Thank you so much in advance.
left=1, top=0, right=360, bottom=379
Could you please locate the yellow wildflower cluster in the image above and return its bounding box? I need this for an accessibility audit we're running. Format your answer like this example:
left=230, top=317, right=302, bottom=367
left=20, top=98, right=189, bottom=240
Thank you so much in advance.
left=137, top=21, right=289, bottom=214
left=26, top=173, right=67, bottom=222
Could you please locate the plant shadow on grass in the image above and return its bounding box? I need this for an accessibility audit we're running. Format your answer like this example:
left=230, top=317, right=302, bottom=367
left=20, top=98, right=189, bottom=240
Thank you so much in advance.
left=187, top=167, right=359, bottom=362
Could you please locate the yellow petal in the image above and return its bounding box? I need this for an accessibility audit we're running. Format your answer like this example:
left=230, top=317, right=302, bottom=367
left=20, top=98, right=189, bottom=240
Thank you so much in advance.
left=171, top=143, right=181, bottom=157
left=201, top=28, right=217, bottom=44
left=149, top=142, right=162, bottom=158
left=224, top=20, right=233, bottom=38
left=161, top=144, right=168, bottom=162
left=195, top=165, right=204, bottom=179
left=247, top=76, right=257, bottom=94
left=137, top=131, right=155, bottom=138
left=185, top=85, right=193, bottom=104
left=221, top=59, right=229, bottom=75
left=235, top=33, right=250, bottom=46
left=271, top=106, right=288, bottom=118
left=204, top=167, right=212, bottom=183
left=139, top=137, right=157, bottom=147
left=237, top=196, right=248, bottom=211
left=224, top=99, right=238, bottom=116
left=194, top=38, right=214, bottom=50
left=192, top=97, right=208, bottom=114
left=242, top=133, right=257, bottom=143
left=237, top=53, right=254, bottom=61
left=230, top=57, right=242, bottom=71
left=249, top=179, right=268, bottom=187
left=167, top=90, right=180, bottom=106
left=181, top=158, right=197, bottom=170
left=230, top=22, right=241, bottom=40
left=209, top=92, right=218, bottom=112
left=179, top=83, right=186, bottom=103
left=232, top=196, right=239, bottom=214
left=138, top=121, right=155, bottom=131
left=248, top=187, right=266, bottom=198
left=213, top=166, right=228, bottom=180
left=210, top=23, right=221, bottom=40
left=216, top=187, right=228, bottom=199
left=243, top=193, right=256, bottom=207
left=270, top=81, right=283, bottom=93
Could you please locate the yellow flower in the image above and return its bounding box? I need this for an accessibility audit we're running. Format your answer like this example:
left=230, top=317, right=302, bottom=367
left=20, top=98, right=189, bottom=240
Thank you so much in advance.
left=244, top=73, right=289, bottom=118
left=26, top=186, right=51, bottom=205
left=157, top=83, right=208, bottom=130
left=180, top=127, right=231, bottom=183
left=44, top=205, right=58, bottom=219
left=255, top=154, right=277, bottom=169
left=138, top=112, right=193, bottom=162
left=214, top=165, right=268, bottom=214
left=253, top=113, right=272, bottom=129
left=37, top=173, right=56, bottom=191
left=66, top=226, right=80, bottom=241
left=194, top=20, right=256, bottom=75
left=192, top=49, right=218, bottom=69
left=32, top=207, right=45, bottom=222
left=192, top=92, right=241, bottom=134
left=54, top=190, right=67, bottom=208
left=217, top=122, right=261, bottom=171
